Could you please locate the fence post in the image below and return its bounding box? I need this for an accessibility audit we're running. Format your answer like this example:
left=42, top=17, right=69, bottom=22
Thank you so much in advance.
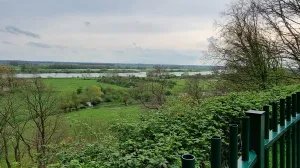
left=246, top=110, right=265, bottom=168
left=263, top=105, right=270, bottom=168
left=287, top=96, right=292, bottom=168
left=230, top=124, right=238, bottom=168
left=211, top=136, right=221, bottom=168
left=296, top=92, right=300, bottom=168
left=292, top=94, right=297, bottom=168
left=280, top=99, right=285, bottom=168
left=272, top=102, right=278, bottom=168
left=181, top=154, right=195, bottom=168
left=242, top=116, right=250, bottom=161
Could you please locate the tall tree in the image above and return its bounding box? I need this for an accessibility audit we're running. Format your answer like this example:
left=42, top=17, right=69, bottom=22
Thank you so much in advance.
left=210, top=0, right=283, bottom=90
left=256, top=0, right=300, bottom=69
left=20, top=78, right=62, bottom=168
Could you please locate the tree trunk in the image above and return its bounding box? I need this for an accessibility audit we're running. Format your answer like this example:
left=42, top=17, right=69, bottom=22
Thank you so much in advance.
left=2, top=132, right=11, bottom=168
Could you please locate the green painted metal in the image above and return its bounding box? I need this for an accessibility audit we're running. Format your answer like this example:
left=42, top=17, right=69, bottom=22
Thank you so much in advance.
left=264, top=115, right=300, bottom=148
left=296, top=92, right=300, bottom=168
left=287, top=129, right=291, bottom=168
left=292, top=94, right=297, bottom=117
left=242, top=117, right=250, bottom=161
left=264, top=149, right=269, bottom=168
left=280, top=136, right=285, bottom=168
left=292, top=93, right=297, bottom=168
left=246, top=110, right=265, bottom=168
left=272, top=102, right=278, bottom=132
left=297, top=122, right=300, bottom=168
left=297, top=92, right=300, bottom=113
left=287, top=96, right=292, bottom=121
left=280, top=99, right=285, bottom=126
left=181, top=154, right=195, bottom=168
left=207, top=93, right=300, bottom=168
left=230, top=124, right=238, bottom=168
left=287, top=96, right=292, bottom=168
left=280, top=98, right=285, bottom=168
left=211, top=136, right=221, bottom=168
left=272, top=142, right=278, bottom=168
left=272, top=102, right=278, bottom=168
left=238, top=151, right=257, bottom=168
left=292, top=125, right=296, bottom=168
left=264, top=106, right=270, bottom=139
left=263, top=105, right=269, bottom=168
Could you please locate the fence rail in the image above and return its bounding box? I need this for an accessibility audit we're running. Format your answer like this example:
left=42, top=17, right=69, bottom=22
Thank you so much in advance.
left=181, top=91, right=300, bottom=168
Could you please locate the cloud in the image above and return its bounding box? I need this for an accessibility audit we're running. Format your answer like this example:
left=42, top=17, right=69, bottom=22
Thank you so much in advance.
left=4, top=26, right=40, bottom=38
left=84, top=21, right=91, bottom=26
left=27, top=42, right=65, bottom=49
left=2, top=41, right=13, bottom=45
left=27, top=42, right=51, bottom=48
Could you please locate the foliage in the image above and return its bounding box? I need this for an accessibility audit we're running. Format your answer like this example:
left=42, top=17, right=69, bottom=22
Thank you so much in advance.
left=101, top=86, right=131, bottom=105
left=98, top=76, right=176, bottom=89
left=79, top=85, right=102, bottom=105
left=98, top=76, right=148, bottom=88
left=52, top=84, right=300, bottom=167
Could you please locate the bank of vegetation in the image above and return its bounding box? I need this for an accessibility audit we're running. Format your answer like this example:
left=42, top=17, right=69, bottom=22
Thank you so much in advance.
left=1, top=0, right=300, bottom=167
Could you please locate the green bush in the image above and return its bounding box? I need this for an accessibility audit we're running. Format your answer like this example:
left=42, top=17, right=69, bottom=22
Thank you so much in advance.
left=52, top=84, right=300, bottom=167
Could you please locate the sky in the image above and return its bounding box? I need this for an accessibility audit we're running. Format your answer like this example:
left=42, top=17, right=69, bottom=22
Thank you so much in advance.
left=0, top=0, right=230, bottom=65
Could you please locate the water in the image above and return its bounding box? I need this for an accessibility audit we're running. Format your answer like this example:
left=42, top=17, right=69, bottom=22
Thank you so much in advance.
left=15, top=71, right=214, bottom=78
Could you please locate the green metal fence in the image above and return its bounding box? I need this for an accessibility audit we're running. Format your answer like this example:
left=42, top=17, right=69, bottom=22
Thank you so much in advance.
left=181, top=92, right=300, bottom=168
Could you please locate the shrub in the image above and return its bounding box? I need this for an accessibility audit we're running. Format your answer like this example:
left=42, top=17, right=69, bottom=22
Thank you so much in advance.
left=52, top=84, right=300, bottom=167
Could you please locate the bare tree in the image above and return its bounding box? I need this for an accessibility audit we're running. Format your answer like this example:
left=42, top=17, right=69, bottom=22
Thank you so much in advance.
left=184, top=77, right=205, bottom=104
left=131, top=67, right=174, bottom=109
left=20, top=78, right=62, bottom=168
left=131, top=81, right=167, bottom=110
left=210, top=0, right=283, bottom=90
left=0, top=65, right=17, bottom=94
left=256, top=0, right=300, bottom=70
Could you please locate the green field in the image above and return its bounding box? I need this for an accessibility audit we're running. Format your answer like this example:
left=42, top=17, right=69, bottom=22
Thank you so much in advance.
left=66, top=104, right=141, bottom=123
left=43, top=78, right=126, bottom=92
left=171, top=79, right=186, bottom=93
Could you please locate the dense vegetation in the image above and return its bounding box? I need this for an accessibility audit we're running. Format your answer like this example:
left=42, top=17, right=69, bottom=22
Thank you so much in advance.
left=1, top=0, right=300, bottom=167
left=48, top=84, right=300, bottom=167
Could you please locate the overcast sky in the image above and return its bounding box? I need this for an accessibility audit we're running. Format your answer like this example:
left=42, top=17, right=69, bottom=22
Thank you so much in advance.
left=0, top=0, right=230, bottom=65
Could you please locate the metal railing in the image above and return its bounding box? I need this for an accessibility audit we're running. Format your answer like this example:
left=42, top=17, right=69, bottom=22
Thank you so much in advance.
left=181, top=92, right=300, bottom=168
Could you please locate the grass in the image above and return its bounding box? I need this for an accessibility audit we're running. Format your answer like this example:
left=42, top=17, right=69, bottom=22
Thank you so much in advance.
left=66, top=104, right=141, bottom=124
left=171, top=79, right=186, bottom=94
left=43, top=78, right=126, bottom=92
left=64, top=104, right=143, bottom=143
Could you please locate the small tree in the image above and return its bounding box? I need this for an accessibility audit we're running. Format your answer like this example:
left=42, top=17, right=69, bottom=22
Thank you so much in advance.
left=81, top=85, right=102, bottom=105
left=20, top=78, right=63, bottom=168
left=184, top=77, right=205, bottom=104
left=0, top=65, right=16, bottom=93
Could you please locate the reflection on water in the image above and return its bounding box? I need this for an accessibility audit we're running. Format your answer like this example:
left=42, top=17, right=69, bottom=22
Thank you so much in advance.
left=15, top=71, right=213, bottom=78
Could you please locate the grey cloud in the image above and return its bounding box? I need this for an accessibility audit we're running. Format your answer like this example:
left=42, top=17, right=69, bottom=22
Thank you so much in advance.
left=27, top=42, right=51, bottom=48
left=4, top=26, right=40, bottom=39
left=72, top=50, right=79, bottom=54
left=2, top=41, right=13, bottom=45
left=84, top=21, right=91, bottom=26
left=110, top=47, right=203, bottom=64
left=27, top=42, right=65, bottom=49
left=0, top=0, right=230, bottom=18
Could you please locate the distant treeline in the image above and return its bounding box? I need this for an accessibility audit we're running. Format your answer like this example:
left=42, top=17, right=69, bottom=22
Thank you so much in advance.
left=2, top=60, right=223, bottom=70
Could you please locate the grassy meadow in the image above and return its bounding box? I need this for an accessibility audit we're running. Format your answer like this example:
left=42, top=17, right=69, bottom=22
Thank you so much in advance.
left=43, top=78, right=126, bottom=92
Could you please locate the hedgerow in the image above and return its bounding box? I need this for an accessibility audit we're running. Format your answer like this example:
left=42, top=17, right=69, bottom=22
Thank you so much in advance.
left=50, top=84, right=300, bottom=168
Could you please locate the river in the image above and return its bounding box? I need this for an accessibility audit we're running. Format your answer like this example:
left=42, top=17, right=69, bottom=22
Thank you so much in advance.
left=15, top=71, right=214, bottom=78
